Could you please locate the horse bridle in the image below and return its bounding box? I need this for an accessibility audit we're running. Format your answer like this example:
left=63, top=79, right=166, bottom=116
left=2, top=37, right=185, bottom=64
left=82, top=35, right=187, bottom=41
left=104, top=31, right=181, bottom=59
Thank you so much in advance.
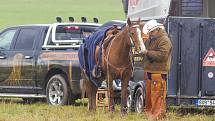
left=128, top=24, right=141, bottom=52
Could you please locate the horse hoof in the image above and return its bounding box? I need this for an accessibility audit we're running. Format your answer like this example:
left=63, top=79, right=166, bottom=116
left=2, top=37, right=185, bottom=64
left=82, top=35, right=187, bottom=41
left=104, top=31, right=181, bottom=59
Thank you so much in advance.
left=121, top=107, right=128, bottom=115
left=121, top=111, right=128, bottom=116
left=109, top=108, right=115, bottom=112
left=109, top=105, right=115, bottom=112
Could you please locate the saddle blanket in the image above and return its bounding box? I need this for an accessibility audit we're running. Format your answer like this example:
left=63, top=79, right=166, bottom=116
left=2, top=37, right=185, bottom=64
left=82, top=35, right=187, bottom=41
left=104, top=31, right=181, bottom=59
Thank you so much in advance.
left=78, top=26, right=112, bottom=87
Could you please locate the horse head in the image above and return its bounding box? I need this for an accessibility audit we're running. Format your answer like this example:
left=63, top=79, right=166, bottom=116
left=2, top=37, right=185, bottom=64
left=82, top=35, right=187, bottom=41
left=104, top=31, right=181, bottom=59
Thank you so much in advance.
left=127, top=18, right=146, bottom=53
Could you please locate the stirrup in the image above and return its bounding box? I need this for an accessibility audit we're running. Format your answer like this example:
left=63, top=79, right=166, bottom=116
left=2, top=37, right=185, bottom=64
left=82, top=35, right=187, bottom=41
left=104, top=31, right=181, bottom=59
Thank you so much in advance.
left=92, top=65, right=102, bottom=78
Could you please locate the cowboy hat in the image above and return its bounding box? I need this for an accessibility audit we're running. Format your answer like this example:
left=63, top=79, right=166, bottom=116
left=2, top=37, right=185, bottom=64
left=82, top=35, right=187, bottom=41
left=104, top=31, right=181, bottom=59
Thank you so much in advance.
left=142, top=19, right=164, bottom=34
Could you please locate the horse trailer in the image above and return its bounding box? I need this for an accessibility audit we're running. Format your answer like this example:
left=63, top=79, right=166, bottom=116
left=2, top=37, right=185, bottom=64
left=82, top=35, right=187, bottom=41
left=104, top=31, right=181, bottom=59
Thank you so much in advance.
left=125, top=0, right=215, bottom=111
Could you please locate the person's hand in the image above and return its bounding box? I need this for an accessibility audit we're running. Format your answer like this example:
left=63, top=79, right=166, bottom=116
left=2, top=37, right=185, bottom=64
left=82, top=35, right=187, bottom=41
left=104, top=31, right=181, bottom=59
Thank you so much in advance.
left=133, top=49, right=147, bottom=57
left=142, top=49, right=148, bottom=54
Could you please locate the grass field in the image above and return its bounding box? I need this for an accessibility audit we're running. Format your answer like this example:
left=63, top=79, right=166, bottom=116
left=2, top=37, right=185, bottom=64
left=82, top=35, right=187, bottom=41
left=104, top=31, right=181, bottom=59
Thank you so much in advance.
left=0, top=0, right=125, bottom=29
left=0, top=99, right=215, bottom=121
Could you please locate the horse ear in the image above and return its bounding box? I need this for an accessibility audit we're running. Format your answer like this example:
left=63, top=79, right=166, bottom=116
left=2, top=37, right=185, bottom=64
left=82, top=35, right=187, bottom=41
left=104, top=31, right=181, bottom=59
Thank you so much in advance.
left=127, top=17, right=131, bottom=26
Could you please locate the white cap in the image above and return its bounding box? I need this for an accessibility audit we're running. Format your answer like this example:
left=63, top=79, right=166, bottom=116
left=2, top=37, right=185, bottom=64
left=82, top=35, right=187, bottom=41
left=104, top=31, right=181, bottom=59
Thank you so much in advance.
left=142, top=19, right=164, bottom=34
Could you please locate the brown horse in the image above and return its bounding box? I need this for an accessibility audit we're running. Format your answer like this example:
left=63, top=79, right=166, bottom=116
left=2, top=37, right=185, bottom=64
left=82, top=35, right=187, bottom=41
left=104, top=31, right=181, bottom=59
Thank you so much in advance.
left=80, top=18, right=146, bottom=113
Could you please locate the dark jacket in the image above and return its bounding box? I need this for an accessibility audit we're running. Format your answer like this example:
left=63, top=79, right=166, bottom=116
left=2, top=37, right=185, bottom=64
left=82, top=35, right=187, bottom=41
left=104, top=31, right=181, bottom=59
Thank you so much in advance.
left=143, top=29, right=172, bottom=74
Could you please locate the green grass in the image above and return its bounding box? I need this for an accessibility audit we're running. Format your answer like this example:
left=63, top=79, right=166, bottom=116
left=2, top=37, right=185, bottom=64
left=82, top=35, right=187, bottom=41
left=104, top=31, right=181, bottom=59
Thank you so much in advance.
left=0, top=0, right=125, bottom=29
left=0, top=99, right=215, bottom=121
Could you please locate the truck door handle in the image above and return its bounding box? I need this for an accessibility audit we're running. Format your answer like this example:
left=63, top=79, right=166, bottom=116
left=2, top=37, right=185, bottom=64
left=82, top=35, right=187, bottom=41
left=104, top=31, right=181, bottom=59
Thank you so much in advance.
left=0, top=56, right=6, bottom=59
left=24, top=56, right=33, bottom=59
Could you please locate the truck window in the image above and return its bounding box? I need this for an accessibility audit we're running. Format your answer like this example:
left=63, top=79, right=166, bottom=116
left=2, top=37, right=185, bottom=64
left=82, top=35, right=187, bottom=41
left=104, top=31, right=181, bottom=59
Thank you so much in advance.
left=55, top=25, right=97, bottom=41
left=15, top=28, right=38, bottom=50
left=0, top=29, right=16, bottom=50
left=55, top=25, right=81, bottom=40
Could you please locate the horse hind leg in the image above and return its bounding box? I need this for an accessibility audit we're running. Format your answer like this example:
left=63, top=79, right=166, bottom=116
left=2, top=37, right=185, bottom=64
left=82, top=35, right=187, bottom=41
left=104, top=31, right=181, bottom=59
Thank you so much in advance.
left=80, top=71, right=97, bottom=111
left=86, top=79, right=97, bottom=111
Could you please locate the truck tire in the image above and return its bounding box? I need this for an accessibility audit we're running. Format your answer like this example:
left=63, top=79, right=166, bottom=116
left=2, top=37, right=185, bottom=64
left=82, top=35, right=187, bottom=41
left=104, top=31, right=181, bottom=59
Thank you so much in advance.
left=127, top=93, right=132, bottom=112
left=135, top=87, right=145, bottom=113
left=46, top=74, right=70, bottom=105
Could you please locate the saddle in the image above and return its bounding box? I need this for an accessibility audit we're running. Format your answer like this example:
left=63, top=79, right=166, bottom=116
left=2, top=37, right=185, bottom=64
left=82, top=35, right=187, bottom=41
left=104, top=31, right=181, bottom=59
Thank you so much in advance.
left=92, top=26, right=121, bottom=78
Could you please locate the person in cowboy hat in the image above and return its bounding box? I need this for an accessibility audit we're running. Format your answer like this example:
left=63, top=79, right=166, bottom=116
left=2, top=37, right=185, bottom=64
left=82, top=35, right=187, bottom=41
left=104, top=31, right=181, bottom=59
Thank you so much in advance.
left=141, top=19, right=172, bottom=120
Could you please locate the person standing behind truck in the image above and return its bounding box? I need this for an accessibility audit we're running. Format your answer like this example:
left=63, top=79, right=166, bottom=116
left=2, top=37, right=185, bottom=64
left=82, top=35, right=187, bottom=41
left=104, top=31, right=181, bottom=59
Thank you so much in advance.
left=141, top=19, right=172, bottom=120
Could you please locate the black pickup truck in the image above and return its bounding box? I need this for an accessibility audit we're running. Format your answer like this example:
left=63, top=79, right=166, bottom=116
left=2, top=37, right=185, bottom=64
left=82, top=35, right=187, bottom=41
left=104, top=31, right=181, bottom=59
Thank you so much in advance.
left=0, top=22, right=101, bottom=105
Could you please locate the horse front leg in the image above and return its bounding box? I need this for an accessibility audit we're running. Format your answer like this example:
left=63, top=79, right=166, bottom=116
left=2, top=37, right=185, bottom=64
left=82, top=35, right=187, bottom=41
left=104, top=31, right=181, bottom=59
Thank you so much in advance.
left=107, top=74, right=115, bottom=112
left=121, top=74, right=130, bottom=114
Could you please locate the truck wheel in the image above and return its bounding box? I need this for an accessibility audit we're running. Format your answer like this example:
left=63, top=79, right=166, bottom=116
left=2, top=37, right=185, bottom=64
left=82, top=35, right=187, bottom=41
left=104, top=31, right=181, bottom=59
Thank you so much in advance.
left=127, top=93, right=132, bottom=112
left=135, top=87, right=145, bottom=113
left=46, top=74, right=70, bottom=105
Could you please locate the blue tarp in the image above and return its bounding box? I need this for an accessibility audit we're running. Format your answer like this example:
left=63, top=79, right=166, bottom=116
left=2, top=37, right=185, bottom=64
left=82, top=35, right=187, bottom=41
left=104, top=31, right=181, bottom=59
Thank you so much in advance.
left=78, top=26, right=112, bottom=87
